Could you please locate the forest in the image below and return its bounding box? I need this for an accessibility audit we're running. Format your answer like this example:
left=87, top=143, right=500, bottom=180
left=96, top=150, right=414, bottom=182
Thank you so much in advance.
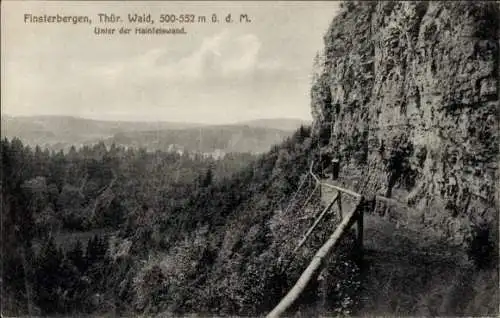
left=1, top=125, right=319, bottom=316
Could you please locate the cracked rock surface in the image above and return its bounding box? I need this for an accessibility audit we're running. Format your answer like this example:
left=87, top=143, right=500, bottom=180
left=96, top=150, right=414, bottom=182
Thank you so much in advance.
left=310, top=1, right=499, bottom=245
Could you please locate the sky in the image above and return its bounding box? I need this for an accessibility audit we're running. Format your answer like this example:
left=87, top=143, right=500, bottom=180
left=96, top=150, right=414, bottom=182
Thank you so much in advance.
left=1, top=1, right=340, bottom=124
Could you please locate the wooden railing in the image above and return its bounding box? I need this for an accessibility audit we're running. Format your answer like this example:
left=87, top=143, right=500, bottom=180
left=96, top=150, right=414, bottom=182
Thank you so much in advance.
left=267, top=197, right=365, bottom=318
left=309, top=161, right=361, bottom=199
left=267, top=160, right=420, bottom=317
left=293, top=192, right=340, bottom=254
left=267, top=161, right=365, bottom=318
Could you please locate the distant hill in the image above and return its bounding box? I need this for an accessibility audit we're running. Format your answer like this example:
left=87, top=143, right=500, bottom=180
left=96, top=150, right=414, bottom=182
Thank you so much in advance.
left=1, top=115, right=203, bottom=146
left=234, top=118, right=311, bottom=131
left=1, top=115, right=306, bottom=153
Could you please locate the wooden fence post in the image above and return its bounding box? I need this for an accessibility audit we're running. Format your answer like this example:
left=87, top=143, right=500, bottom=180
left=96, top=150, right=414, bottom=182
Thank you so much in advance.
left=337, top=192, right=343, bottom=220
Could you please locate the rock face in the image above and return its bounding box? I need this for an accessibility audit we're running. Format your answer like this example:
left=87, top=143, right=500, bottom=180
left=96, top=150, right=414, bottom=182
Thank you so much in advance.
left=310, top=1, right=499, bottom=244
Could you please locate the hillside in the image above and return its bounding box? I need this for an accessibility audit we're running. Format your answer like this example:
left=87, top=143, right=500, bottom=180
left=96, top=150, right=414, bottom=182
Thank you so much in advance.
left=107, top=125, right=294, bottom=154
left=0, top=115, right=202, bottom=147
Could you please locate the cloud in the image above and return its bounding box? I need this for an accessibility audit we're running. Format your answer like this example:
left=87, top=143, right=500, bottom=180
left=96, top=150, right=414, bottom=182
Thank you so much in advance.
left=218, top=33, right=261, bottom=77
left=49, top=30, right=307, bottom=122
left=82, top=30, right=291, bottom=87
left=166, top=30, right=263, bottom=80
left=2, top=1, right=340, bottom=123
left=3, top=29, right=308, bottom=122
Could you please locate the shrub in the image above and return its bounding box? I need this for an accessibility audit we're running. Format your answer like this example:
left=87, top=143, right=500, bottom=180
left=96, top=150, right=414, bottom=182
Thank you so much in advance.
left=467, top=222, right=495, bottom=269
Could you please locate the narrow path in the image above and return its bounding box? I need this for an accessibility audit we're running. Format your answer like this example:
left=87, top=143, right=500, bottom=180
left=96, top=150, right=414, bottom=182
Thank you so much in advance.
left=270, top=169, right=491, bottom=317
left=356, top=214, right=471, bottom=316
left=317, top=176, right=473, bottom=316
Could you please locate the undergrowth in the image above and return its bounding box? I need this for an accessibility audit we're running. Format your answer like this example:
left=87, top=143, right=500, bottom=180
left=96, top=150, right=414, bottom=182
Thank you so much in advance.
left=353, top=214, right=499, bottom=317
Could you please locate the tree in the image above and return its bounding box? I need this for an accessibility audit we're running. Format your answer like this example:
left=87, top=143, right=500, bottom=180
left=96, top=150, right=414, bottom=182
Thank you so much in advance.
left=202, top=167, right=213, bottom=188
left=34, top=237, right=64, bottom=313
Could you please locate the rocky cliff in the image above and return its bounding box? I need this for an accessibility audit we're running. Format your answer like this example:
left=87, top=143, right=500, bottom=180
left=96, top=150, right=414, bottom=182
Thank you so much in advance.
left=311, top=1, right=499, bottom=244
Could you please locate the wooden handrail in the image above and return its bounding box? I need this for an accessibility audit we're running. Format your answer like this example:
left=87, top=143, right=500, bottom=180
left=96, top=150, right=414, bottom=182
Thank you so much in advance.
left=267, top=197, right=363, bottom=318
left=309, top=160, right=361, bottom=199
left=321, top=182, right=362, bottom=199
left=309, top=159, right=420, bottom=209
left=309, top=160, right=320, bottom=183
left=268, top=158, right=432, bottom=317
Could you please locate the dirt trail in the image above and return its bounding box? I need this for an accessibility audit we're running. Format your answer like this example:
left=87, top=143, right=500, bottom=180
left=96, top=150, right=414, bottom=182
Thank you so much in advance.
left=355, top=214, right=474, bottom=316
left=316, top=180, right=491, bottom=316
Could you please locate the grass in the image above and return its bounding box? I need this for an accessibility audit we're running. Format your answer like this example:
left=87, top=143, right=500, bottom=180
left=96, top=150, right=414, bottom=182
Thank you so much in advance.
left=353, top=214, right=498, bottom=317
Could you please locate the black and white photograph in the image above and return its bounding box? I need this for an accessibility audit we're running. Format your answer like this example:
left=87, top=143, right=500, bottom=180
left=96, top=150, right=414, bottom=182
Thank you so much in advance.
left=1, top=1, right=499, bottom=317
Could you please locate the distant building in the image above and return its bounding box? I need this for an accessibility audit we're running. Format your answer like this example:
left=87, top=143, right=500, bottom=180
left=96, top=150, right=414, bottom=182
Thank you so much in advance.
left=212, top=149, right=226, bottom=160
left=167, top=143, right=185, bottom=156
